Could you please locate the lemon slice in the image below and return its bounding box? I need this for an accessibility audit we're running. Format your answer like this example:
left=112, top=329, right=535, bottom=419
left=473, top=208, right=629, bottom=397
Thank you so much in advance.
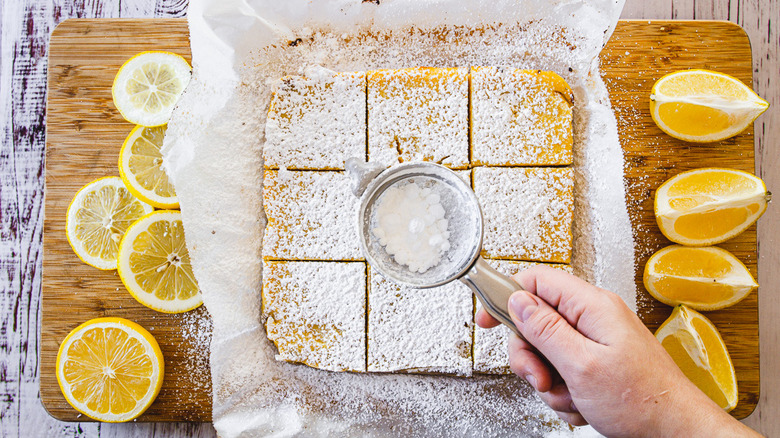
left=644, top=245, right=757, bottom=311
left=56, top=317, right=164, bottom=422
left=66, top=177, right=154, bottom=270
left=117, top=210, right=202, bottom=313
left=655, top=168, right=769, bottom=246
left=119, top=125, right=178, bottom=209
left=650, top=69, right=768, bottom=142
left=656, top=305, right=737, bottom=411
left=112, top=51, right=191, bottom=127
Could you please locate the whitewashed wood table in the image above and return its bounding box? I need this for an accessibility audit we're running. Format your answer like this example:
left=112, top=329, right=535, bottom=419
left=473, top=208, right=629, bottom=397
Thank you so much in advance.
left=1, top=0, right=777, bottom=436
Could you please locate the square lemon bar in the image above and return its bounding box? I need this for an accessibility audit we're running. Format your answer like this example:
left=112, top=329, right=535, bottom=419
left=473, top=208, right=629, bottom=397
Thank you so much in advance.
left=367, top=268, right=473, bottom=376
left=368, top=67, right=469, bottom=169
left=474, top=167, right=574, bottom=263
left=470, top=67, right=573, bottom=166
left=262, top=261, right=366, bottom=372
left=473, top=260, right=573, bottom=374
left=264, top=72, right=367, bottom=170
left=262, top=170, right=362, bottom=261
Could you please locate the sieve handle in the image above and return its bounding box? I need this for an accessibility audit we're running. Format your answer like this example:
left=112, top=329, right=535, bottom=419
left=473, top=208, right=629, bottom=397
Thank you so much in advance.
left=460, top=256, right=524, bottom=338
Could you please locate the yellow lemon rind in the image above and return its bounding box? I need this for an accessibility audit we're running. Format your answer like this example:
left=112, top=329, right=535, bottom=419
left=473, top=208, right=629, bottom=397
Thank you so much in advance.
left=117, top=210, right=203, bottom=313
left=655, top=305, right=738, bottom=412
left=55, top=317, right=164, bottom=422
left=66, top=176, right=154, bottom=270
left=649, top=69, right=769, bottom=143
left=118, top=125, right=180, bottom=209
left=643, top=245, right=758, bottom=311
left=111, top=51, right=191, bottom=127
left=654, top=168, right=769, bottom=246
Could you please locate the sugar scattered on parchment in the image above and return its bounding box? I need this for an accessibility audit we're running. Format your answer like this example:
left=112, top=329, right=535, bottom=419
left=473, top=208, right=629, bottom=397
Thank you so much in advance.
left=173, top=13, right=633, bottom=438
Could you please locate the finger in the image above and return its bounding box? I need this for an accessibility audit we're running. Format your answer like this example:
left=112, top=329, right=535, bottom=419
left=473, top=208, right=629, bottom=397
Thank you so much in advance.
left=556, top=411, right=588, bottom=427
left=535, top=381, right=576, bottom=413
left=507, top=290, right=592, bottom=373
left=512, top=265, right=622, bottom=345
left=475, top=308, right=501, bottom=329
left=507, top=333, right=555, bottom=393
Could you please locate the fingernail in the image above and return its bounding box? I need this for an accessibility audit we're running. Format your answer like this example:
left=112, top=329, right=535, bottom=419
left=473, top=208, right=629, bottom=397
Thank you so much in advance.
left=524, top=374, right=538, bottom=391
left=509, top=292, right=537, bottom=322
left=570, top=401, right=579, bottom=413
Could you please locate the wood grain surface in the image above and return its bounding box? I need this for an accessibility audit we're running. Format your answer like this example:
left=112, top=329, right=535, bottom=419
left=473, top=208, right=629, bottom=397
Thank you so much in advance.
left=41, top=19, right=212, bottom=422
left=40, top=17, right=760, bottom=423
left=2, top=1, right=778, bottom=436
left=601, top=20, right=759, bottom=419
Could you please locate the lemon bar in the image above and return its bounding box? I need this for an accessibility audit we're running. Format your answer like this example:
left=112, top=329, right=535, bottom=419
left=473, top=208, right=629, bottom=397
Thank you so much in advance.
left=474, top=167, right=574, bottom=263
left=262, top=170, right=362, bottom=260
left=264, top=72, right=367, bottom=170
left=470, top=67, right=573, bottom=166
left=473, top=261, right=573, bottom=374
left=262, top=261, right=366, bottom=372
left=368, top=67, right=469, bottom=169
left=367, top=268, right=473, bottom=375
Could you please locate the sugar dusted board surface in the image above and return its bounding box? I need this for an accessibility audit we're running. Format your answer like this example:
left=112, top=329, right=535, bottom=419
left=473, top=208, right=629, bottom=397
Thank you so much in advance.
left=264, top=72, right=367, bottom=170
left=262, top=170, right=363, bottom=261
left=367, top=268, right=473, bottom=375
left=474, top=261, right=573, bottom=375
left=368, top=67, right=469, bottom=169
left=474, top=167, right=575, bottom=263
left=470, top=67, right=574, bottom=166
left=262, top=261, right=367, bottom=372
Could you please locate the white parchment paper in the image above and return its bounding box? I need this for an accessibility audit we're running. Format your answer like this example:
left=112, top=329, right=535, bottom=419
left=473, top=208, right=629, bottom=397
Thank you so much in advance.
left=163, top=1, right=633, bottom=436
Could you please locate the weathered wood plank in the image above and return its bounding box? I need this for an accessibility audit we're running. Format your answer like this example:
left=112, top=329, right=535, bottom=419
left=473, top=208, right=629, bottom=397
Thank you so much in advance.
left=0, top=0, right=217, bottom=436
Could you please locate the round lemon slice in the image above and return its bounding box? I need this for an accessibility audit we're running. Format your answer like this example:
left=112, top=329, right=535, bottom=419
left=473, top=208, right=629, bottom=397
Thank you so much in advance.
left=654, top=168, right=769, bottom=246
left=644, top=245, right=757, bottom=311
left=56, top=317, right=164, bottom=422
left=66, top=177, right=154, bottom=270
left=112, top=51, right=191, bottom=127
left=119, top=125, right=178, bottom=209
left=650, top=69, right=768, bottom=143
left=117, top=210, right=202, bottom=313
left=656, top=305, right=737, bottom=411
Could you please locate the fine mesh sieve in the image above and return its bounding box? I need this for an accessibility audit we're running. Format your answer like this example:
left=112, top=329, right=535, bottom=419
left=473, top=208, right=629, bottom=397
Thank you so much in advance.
left=348, top=159, right=525, bottom=336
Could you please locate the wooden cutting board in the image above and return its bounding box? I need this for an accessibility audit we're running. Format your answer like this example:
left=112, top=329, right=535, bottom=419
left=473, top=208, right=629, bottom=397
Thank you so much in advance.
left=41, top=19, right=759, bottom=422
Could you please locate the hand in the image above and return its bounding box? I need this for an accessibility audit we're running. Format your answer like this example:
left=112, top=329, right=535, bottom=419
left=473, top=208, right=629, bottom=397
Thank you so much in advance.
left=475, top=265, right=760, bottom=437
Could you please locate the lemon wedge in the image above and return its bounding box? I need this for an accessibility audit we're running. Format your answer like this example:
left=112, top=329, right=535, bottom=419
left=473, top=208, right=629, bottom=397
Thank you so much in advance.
left=656, top=305, right=738, bottom=411
left=644, top=245, right=757, bottom=310
left=119, top=125, right=178, bottom=209
left=655, top=168, right=769, bottom=246
left=56, top=317, right=164, bottom=422
left=117, top=210, right=202, bottom=313
left=112, top=51, right=191, bottom=127
left=650, top=69, right=768, bottom=143
left=66, top=177, right=154, bottom=270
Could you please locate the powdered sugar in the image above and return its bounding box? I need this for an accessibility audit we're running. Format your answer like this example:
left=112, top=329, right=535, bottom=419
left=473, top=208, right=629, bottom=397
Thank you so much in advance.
left=166, top=1, right=633, bottom=436
left=262, top=170, right=362, bottom=260
left=471, top=67, right=574, bottom=166
left=475, top=167, right=575, bottom=263
left=262, top=261, right=366, bottom=372
left=368, top=68, right=469, bottom=168
left=371, top=181, right=451, bottom=274
left=264, top=71, right=366, bottom=170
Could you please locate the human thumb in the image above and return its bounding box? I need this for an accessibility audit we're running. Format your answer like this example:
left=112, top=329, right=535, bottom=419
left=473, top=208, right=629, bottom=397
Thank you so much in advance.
left=508, top=290, right=589, bottom=370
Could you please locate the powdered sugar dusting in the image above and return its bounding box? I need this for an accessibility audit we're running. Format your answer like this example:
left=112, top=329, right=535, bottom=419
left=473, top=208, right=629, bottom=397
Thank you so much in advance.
left=264, top=70, right=366, bottom=170
left=368, top=269, right=472, bottom=375
left=166, top=1, right=633, bottom=436
left=262, top=170, right=363, bottom=260
left=476, top=167, right=575, bottom=263
left=262, top=261, right=366, bottom=372
left=471, top=67, right=574, bottom=166
left=368, top=68, right=469, bottom=168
